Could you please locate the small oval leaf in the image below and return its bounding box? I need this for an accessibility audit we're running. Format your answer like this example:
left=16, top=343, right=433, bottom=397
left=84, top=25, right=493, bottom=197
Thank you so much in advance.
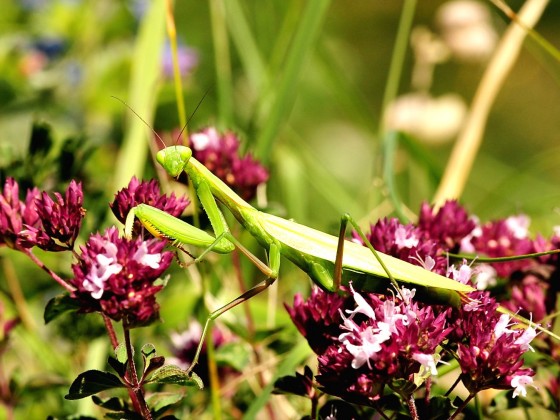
left=145, top=365, right=203, bottom=389
left=44, top=294, right=81, bottom=324
left=65, top=370, right=125, bottom=400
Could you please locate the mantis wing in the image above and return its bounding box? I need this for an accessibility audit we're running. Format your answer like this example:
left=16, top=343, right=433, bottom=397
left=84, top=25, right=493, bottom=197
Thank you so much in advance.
left=260, top=212, right=474, bottom=294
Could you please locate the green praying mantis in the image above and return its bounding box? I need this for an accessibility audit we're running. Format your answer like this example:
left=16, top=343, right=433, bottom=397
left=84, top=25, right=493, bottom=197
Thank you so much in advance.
left=125, top=143, right=559, bottom=375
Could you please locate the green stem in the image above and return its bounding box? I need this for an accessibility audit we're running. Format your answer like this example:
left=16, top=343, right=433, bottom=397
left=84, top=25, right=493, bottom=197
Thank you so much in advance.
left=255, top=0, right=331, bottom=162
left=378, top=0, right=417, bottom=219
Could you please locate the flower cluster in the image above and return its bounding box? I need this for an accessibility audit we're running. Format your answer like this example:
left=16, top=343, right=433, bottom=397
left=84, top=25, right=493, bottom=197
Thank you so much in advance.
left=188, top=128, right=269, bottom=201
left=320, top=286, right=450, bottom=405
left=448, top=291, right=537, bottom=397
left=70, top=227, right=173, bottom=328
left=0, top=178, right=84, bottom=251
left=0, top=177, right=184, bottom=329
left=287, top=200, right=551, bottom=415
left=354, top=201, right=476, bottom=276
left=110, top=176, right=189, bottom=238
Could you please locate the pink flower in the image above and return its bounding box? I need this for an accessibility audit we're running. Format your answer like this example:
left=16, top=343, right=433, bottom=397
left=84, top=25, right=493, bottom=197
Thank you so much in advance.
left=70, top=227, right=173, bottom=328
left=110, top=177, right=189, bottom=239
left=188, top=128, right=269, bottom=201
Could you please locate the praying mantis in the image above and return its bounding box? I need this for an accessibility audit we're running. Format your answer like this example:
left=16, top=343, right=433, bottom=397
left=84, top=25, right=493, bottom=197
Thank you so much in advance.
left=125, top=144, right=484, bottom=374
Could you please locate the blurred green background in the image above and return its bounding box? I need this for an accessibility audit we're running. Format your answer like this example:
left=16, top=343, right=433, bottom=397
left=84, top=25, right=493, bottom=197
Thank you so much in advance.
left=1, top=0, right=559, bottom=230
left=1, top=0, right=560, bottom=417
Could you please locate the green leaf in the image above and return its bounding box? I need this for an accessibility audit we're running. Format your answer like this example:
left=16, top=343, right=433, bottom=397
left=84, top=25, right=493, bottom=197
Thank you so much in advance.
left=65, top=370, right=125, bottom=400
left=141, top=343, right=156, bottom=360
left=139, top=343, right=164, bottom=378
left=146, top=391, right=184, bottom=414
left=115, top=343, right=129, bottom=364
left=107, top=356, right=127, bottom=378
left=91, top=396, right=144, bottom=420
left=215, top=342, right=250, bottom=371
left=105, top=413, right=142, bottom=420
left=144, top=356, right=165, bottom=379
left=44, top=294, right=81, bottom=324
left=145, top=365, right=203, bottom=389
left=91, top=395, right=128, bottom=410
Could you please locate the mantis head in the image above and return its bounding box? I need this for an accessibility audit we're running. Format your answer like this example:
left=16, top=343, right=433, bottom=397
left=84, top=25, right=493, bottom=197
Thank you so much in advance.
left=156, top=146, right=193, bottom=177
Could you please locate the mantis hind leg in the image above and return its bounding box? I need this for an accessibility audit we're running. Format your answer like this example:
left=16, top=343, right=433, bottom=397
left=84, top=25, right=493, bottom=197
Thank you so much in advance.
left=334, top=213, right=400, bottom=293
left=186, top=242, right=281, bottom=375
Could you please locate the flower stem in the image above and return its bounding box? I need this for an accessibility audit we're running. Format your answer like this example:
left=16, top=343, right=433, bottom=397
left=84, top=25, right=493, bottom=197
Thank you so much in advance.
left=445, top=374, right=463, bottom=397
left=102, top=314, right=119, bottom=350
left=310, top=393, right=319, bottom=420
left=406, top=394, right=419, bottom=420
left=450, top=393, right=475, bottom=420
left=123, top=327, right=152, bottom=420
left=23, top=248, right=75, bottom=293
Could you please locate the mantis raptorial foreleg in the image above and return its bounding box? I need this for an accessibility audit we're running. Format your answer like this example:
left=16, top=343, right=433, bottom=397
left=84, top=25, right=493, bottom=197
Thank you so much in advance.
left=127, top=178, right=283, bottom=374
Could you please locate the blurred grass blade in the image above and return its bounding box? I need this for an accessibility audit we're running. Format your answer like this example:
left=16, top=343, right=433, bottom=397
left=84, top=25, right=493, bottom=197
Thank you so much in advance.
left=210, top=0, right=233, bottom=127
left=224, top=0, right=268, bottom=94
left=433, top=0, right=549, bottom=207
left=112, top=0, right=166, bottom=192
left=165, top=0, right=187, bottom=137
left=254, top=0, right=331, bottom=163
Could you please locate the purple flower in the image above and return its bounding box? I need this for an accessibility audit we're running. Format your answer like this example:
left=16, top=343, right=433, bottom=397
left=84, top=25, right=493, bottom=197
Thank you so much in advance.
left=161, top=43, right=198, bottom=79
left=189, top=128, right=269, bottom=201
left=70, top=227, right=173, bottom=328
left=169, top=321, right=235, bottom=384
left=449, top=292, right=537, bottom=395
left=503, top=274, right=549, bottom=321
left=32, top=180, right=85, bottom=251
left=0, top=178, right=85, bottom=252
left=288, top=286, right=452, bottom=405
left=353, top=218, right=447, bottom=275
left=418, top=200, right=476, bottom=252
left=285, top=287, right=349, bottom=355
left=110, top=177, right=189, bottom=238
left=466, top=216, right=535, bottom=278
left=0, top=178, right=41, bottom=250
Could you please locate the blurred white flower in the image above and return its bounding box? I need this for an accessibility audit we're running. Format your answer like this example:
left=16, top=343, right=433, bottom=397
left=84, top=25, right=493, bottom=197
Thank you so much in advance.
left=410, top=27, right=450, bottom=89
left=384, top=93, right=467, bottom=144
left=411, top=26, right=450, bottom=66
left=473, top=264, right=497, bottom=290
left=436, top=0, right=498, bottom=62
